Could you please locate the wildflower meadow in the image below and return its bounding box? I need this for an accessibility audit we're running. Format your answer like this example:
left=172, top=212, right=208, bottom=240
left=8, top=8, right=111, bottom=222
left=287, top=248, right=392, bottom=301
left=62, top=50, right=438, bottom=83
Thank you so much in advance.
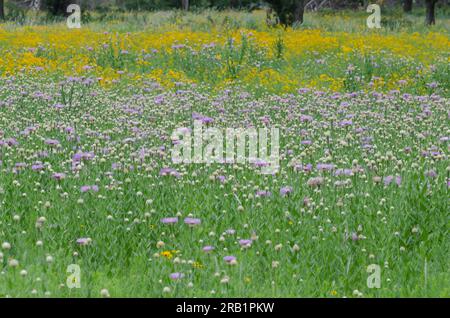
left=0, top=3, right=449, bottom=299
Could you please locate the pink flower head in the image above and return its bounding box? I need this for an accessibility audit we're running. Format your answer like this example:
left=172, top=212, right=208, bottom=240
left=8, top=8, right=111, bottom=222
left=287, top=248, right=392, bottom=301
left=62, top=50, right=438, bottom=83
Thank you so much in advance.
left=161, top=217, right=178, bottom=224
left=184, top=217, right=201, bottom=226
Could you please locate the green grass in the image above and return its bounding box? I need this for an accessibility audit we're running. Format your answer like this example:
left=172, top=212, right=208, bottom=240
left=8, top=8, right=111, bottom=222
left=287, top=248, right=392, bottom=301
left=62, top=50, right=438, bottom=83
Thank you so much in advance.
left=0, top=74, right=448, bottom=297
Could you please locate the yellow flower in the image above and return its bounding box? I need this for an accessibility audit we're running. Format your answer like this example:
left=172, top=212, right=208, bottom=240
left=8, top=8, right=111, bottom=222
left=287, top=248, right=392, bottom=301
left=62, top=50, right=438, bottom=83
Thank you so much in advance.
left=192, top=261, right=204, bottom=269
left=160, top=251, right=173, bottom=259
left=342, top=46, right=352, bottom=53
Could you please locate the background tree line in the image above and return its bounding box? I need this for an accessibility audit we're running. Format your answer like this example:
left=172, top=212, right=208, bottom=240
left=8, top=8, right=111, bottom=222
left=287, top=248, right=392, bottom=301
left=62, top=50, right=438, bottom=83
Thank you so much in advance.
left=0, top=0, right=447, bottom=26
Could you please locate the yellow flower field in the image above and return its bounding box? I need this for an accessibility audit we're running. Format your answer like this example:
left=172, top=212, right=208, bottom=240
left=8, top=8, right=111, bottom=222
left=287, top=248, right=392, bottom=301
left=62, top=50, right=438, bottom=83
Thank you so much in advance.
left=0, top=15, right=448, bottom=95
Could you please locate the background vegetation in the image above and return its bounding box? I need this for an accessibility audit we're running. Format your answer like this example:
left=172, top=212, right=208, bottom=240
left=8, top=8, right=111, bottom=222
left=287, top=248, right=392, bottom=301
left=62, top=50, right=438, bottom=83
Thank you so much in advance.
left=0, top=0, right=449, bottom=26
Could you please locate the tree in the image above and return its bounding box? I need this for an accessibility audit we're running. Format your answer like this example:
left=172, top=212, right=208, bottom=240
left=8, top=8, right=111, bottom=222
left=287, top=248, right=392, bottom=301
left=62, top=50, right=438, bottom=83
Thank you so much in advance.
left=266, top=0, right=305, bottom=27
left=425, top=0, right=437, bottom=25
left=43, top=0, right=81, bottom=16
left=403, top=0, right=412, bottom=12
left=0, top=0, right=4, bottom=21
left=181, top=0, right=189, bottom=10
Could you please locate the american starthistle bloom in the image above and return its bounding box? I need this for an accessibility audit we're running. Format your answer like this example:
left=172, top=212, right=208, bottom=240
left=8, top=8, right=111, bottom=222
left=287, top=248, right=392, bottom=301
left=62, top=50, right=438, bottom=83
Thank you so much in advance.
left=220, top=276, right=230, bottom=284
left=1, top=242, right=11, bottom=250
left=184, top=217, right=201, bottom=226
left=76, top=238, right=92, bottom=246
left=279, top=186, right=293, bottom=196
left=35, top=217, right=46, bottom=229
left=169, top=272, right=185, bottom=280
left=8, top=259, right=19, bottom=268
left=202, top=246, right=214, bottom=253
left=156, top=241, right=165, bottom=248
left=307, top=177, right=324, bottom=187
left=239, top=239, right=252, bottom=248
left=161, top=217, right=178, bottom=224
left=100, top=289, right=110, bottom=298
left=223, top=256, right=237, bottom=265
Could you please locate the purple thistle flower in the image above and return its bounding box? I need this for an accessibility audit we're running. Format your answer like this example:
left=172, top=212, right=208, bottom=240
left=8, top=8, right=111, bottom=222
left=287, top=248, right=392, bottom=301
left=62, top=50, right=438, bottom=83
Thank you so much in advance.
left=159, top=167, right=180, bottom=178
left=253, top=160, right=269, bottom=168
left=161, top=217, right=178, bottom=224
left=201, top=116, right=214, bottom=124
left=4, top=138, right=18, bottom=147
left=52, top=103, right=65, bottom=109
left=298, top=87, right=310, bottom=94
left=425, top=170, right=437, bottom=178
left=280, top=186, right=293, bottom=197
left=52, top=173, right=66, bottom=181
left=217, top=175, right=226, bottom=183
left=15, top=162, right=26, bottom=169
left=76, top=238, right=91, bottom=246
left=31, top=163, right=44, bottom=171
left=223, top=255, right=237, bottom=264
left=44, top=139, right=60, bottom=146
left=317, top=163, right=335, bottom=171
left=339, top=120, right=353, bottom=127
left=384, top=175, right=401, bottom=186
left=335, top=168, right=353, bottom=176
left=384, top=176, right=393, bottom=186
left=256, top=190, right=272, bottom=197
left=202, top=246, right=214, bottom=253
left=169, top=272, right=185, bottom=280
left=294, top=163, right=313, bottom=173
left=80, top=185, right=91, bottom=193
left=238, top=239, right=252, bottom=247
left=300, top=114, right=313, bottom=122
left=184, top=217, right=201, bottom=226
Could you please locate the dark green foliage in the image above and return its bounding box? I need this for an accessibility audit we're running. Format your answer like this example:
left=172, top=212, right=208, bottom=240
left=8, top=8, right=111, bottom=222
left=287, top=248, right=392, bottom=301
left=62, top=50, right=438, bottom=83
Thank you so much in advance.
left=403, top=0, right=413, bottom=12
left=41, top=0, right=81, bottom=16
left=0, top=0, right=4, bottom=20
left=265, top=0, right=305, bottom=27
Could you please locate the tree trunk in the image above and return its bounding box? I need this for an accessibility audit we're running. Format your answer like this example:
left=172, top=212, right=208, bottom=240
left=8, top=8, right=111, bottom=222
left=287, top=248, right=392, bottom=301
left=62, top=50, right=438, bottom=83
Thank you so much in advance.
left=403, top=0, right=413, bottom=12
left=294, top=0, right=305, bottom=25
left=181, top=0, right=189, bottom=11
left=45, top=0, right=79, bottom=16
left=425, top=0, right=437, bottom=25
left=230, top=0, right=239, bottom=8
left=0, top=0, right=4, bottom=21
left=266, top=0, right=305, bottom=27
